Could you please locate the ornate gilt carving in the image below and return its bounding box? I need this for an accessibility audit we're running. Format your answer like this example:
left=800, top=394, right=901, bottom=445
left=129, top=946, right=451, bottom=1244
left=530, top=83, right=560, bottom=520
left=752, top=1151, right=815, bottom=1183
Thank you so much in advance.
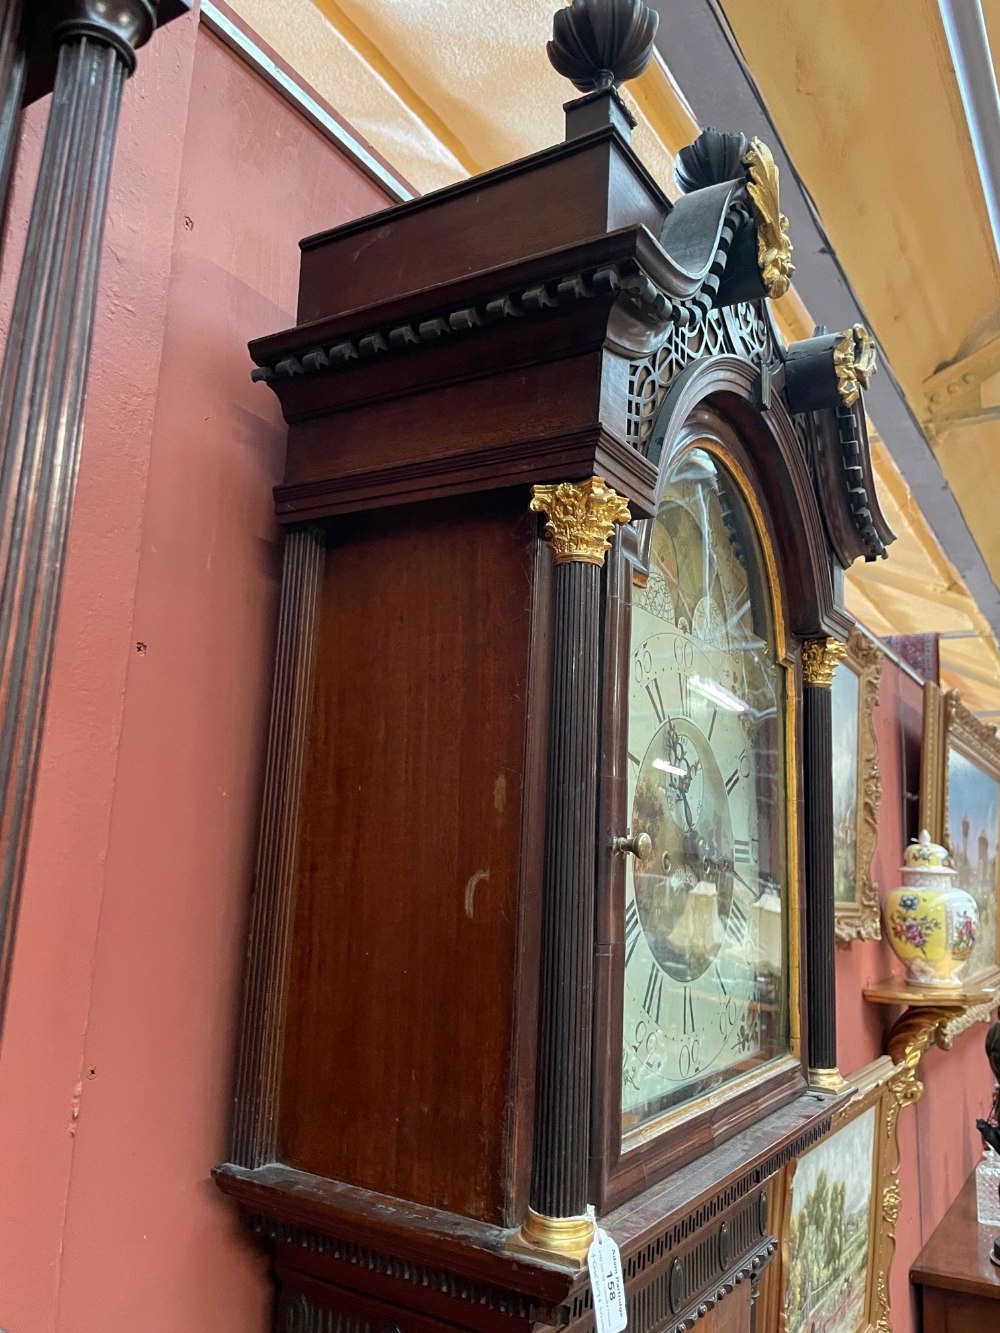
left=801, top=637, right=846, bottom=689
left=886, top=1004, right=964, bottom=1102
left=529, top=476, right=631, bottom=565
left=944, top=685, right=1000, bottom=768
left=835, top=631, right=884, bottom=944
left=778, top=1052, right=929, bottom=1332
left=920, top=682, right=1000, bottom=981
left=937, top=999, right=995, bottom=1048
left=919, top=681, right=947, bottom=841
left=742, top=138, right=794, bottom=300
left=869, top=1016, right=970, bottom=1331
left=833, top=324, right=877, bottom=406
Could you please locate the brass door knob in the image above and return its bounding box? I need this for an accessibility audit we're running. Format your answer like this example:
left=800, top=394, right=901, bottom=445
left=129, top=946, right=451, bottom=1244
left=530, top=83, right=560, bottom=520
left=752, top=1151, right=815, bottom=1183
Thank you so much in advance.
left=612, top=831, right=652, bottom=859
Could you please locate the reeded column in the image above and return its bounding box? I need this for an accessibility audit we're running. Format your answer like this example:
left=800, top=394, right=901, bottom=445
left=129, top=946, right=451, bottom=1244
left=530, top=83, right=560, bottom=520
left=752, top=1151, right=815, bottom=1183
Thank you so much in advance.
left=0, top=0, right=26, bottom=237
left=801, top=637, right=846, bottom=1088
left=521, top=476, right=630, bottom=1261
left=231, top=526, right=324, bottom=1167
left=0, top=2, right=157, bottom=1029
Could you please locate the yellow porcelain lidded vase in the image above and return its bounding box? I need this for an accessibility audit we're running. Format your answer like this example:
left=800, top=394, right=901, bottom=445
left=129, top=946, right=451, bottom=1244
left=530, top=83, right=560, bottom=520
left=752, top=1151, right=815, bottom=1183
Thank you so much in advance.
left=883, top=830, right=978, bottom=987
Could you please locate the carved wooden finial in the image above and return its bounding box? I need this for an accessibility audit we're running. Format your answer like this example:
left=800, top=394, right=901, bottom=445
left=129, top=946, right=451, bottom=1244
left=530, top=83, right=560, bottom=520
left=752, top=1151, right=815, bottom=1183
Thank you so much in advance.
left=674, top=129, right=749, bottom=193
left=547, top=0, right=658, bottom=94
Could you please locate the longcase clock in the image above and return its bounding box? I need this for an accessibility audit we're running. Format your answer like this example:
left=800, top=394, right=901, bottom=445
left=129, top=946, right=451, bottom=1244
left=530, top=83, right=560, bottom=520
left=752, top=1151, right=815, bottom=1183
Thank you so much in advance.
left=214, top=4, right=894, bottom=1331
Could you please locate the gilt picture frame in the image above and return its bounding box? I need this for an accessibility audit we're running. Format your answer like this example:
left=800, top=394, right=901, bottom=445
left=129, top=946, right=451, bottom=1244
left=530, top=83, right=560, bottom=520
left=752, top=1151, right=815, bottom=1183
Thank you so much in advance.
left=833, top=630, right=883, bottom=943
left=920, top=682, right=1000, bottom=984
left=778, top=1056, right=906, bottom=1333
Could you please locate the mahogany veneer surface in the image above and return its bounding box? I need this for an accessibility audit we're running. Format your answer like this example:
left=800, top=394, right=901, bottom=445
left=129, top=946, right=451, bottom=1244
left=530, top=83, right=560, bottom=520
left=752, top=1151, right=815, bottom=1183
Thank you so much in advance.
left=911, top=1172, right=1000, bottom=1332
left=295, top=132, right=668, bottom=323
left=278, top=492, right=540, bottom=1224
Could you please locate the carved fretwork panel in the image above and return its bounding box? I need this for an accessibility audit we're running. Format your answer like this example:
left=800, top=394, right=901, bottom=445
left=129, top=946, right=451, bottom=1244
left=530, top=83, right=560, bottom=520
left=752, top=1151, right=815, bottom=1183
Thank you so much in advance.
left=721, top=301, right=782, bottom=369
left=626, top=312, right=728, bottom=451
left=625, top=302, right=782, bottom=454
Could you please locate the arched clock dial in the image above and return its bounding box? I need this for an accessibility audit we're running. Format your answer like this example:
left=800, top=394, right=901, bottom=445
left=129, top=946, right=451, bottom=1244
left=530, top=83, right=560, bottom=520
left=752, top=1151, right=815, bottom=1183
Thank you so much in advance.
left=621, top=447, right=790, bottom=1135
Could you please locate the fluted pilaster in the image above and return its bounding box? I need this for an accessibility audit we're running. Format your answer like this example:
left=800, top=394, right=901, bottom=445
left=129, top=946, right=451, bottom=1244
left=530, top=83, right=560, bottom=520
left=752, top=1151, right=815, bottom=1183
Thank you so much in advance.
left=0, top=5, right=155, bottom=1027
left=231, top=526, right=324, bottom=1167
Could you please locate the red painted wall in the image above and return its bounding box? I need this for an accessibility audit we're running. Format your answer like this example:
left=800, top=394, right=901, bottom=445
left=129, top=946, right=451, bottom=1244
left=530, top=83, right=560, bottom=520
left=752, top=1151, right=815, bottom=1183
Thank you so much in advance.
left=0, top=16, right=389, bottom=1333
left=835, top=656, right=992, bottom=1332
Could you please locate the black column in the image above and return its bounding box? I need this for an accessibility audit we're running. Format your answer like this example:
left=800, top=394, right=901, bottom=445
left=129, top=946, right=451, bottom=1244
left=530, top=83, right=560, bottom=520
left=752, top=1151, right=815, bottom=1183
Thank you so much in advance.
left=0, top=2, right=157, bottom=1031
left=801, top=638, right=844, bottom=1081
left=530, top=559, right=602, bottom=1219
left=521, top=476, right=629, bottom=1260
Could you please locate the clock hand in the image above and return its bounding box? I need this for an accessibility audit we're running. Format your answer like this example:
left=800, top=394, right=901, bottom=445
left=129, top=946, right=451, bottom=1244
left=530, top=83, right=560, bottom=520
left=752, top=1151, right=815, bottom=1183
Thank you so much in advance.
left=718, top=857, right=766, bottom=902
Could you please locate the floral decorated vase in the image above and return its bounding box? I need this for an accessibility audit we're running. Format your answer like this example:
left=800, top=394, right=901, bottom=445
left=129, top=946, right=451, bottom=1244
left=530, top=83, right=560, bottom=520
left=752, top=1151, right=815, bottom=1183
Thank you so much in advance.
left=883, top=830, right=978, bottom=988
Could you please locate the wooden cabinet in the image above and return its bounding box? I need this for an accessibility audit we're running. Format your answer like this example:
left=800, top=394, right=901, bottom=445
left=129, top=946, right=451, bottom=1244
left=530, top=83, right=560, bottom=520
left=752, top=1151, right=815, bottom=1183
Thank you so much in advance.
left=912, top=1173, right=1000, bottom=1332
left=213, top=6, right=893, bottom=1331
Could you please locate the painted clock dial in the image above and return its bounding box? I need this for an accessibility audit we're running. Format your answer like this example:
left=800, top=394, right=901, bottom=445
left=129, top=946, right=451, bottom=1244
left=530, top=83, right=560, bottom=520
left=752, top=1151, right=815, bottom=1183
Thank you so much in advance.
left=621, top=446, right=790, bottom=1134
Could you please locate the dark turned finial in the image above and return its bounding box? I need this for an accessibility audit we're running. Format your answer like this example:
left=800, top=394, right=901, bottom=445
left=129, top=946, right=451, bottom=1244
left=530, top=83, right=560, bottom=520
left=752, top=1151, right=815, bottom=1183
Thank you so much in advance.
left=547, top=0, right=658, bottom=92
left=548, top=0, right=658, bottom=141
left=675, top=128, right=749, bottom=193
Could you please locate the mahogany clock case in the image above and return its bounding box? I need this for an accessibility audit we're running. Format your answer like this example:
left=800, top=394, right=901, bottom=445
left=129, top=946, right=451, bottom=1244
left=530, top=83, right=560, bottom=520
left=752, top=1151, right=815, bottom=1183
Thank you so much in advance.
left=217, top=80, right=890, bottom=1333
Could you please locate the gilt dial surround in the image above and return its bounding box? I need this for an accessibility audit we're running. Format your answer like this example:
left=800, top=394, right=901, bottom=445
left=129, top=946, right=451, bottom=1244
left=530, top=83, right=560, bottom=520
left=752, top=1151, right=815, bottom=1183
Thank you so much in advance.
left=622, top=445, right=791, bottom=1133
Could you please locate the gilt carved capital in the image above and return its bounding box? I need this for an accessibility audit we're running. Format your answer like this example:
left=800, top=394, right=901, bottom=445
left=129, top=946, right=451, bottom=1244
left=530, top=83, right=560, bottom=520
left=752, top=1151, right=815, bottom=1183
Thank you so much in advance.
left=801, top=637, right=846, bottom=689
left=530, top=476, right=631, bottom=566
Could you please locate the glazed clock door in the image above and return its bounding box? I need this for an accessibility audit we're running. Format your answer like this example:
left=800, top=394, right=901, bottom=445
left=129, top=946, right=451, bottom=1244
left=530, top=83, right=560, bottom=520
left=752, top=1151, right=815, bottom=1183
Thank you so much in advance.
left=621, top=444, right=793, bottom=1139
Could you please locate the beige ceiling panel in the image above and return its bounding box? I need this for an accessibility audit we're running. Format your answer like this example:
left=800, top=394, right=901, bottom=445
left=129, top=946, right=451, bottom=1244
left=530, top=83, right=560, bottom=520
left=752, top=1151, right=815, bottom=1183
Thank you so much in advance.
left=228, top=0, right=467, bottom=192
left=845, top=437, right=1000, bottom=714
left=719, top=0, right=1000, bottom=393
left=932, top=420, right=1000, bottom=572
left=314, top=0, right=568, bottom=174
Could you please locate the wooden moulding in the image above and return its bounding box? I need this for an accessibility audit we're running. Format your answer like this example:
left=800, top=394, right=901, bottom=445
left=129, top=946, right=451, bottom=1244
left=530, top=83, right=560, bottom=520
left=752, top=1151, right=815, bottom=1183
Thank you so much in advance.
left=214, top=1086, right=848, bottom=1333
left=291, top=128, right=670, bottom=324
left=834, top=630, right=884, bottom=944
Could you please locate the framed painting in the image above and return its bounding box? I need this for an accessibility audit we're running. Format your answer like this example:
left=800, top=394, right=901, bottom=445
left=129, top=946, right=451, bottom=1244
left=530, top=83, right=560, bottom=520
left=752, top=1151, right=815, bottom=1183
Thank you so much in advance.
left=920, top=682, right=1000, bottom=984
left=778, top=1057, right=905, bottom=1333
left=832, top=630, right=883, bottom=942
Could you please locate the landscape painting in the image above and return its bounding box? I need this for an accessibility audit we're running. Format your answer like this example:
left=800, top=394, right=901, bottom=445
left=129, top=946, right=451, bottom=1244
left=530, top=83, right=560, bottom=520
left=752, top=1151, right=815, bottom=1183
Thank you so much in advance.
left=947, top=746, right=1000, bottom=979
left=783, top=1106, right=876, bottom=1333
left=831, top=662, right=861, bottom=906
